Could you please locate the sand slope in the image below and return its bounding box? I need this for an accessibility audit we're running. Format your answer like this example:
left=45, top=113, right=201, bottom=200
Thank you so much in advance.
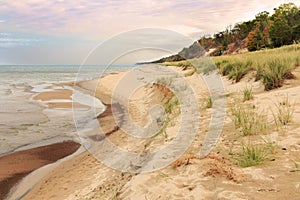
left=19, top=65, right=300, bottom=200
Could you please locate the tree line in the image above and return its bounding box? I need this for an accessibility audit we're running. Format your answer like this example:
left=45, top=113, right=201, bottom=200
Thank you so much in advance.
left=198, top=3, right=300, bottom=55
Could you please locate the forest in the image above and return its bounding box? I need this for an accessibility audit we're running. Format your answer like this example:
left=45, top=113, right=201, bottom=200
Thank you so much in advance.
left=199, top=2, right=300, bottom=55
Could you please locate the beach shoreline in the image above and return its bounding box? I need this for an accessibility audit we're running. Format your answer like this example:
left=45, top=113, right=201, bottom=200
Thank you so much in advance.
left=0, top=77, right=103, bottom=199
left=2, top=63, right=300, bottom=200
left=0, top=141, right=80, bottom=200
left=1, top=70, right=128, bottom=199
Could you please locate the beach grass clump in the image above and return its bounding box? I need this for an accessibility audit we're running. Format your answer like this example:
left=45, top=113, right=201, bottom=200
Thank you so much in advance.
left=205, top=96, right=213, bottom=109
left=262, top=59, right=294, bottom=91
left=262, top=138, right=278, bottom=155
left=163, top=96, right=180, bottom=114
left=231, top=104, right=267, bottom=136
left=217, top=60, right=251, bottom=82
left=228, top=63, right=249, bottom=83
left=254, top=64, right=264, bottom=81
left=272, top=95, right=294, bottom=126
left=235, top=143, right=267, bottom=167
left=242, top=87, right=253, bottom=102
left=220, top=63, right=234, bottom=76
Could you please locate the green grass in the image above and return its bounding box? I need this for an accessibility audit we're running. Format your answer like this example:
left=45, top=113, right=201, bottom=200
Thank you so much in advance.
left=272, top=95, right=294, bottom=135
left=205, top=96, right=213, bottom=109
left=163, top=57, right=216, bottom=74
left=212, top=44, right=299, bottom=90
left=242, top=87, right=253, bottom=102
left=262, top=59, right=294, bottom=90
left=230, top=61, right=252, bottom=82
left=163, top=96, right=180, bottom=114
left=163, top=60, right=192, bottom=70
left=189, top=57, right=216, bottom=74
left=261, top=137, right=278, bottom=154
left=231, top=104, right=267, bottom=136
left=235, top=142, right=267, bottom=167
left=184, top=67, right=196, bottom=77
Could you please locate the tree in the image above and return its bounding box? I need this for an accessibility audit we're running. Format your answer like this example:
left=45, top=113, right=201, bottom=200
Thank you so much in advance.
left=292, top=24, right=300, bottom=41
left=247, top=29, right=259, bottom=51
left=269, top=20, right=293, bottom=47
left=233, top=20, right=256, bottom=40
left=268, top=3, right=300, bottom=47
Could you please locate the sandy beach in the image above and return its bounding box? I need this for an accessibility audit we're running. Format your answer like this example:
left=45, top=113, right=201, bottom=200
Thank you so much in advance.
left=0, top=77, right=100, bottom=199
left=2, top=63, right=300, bottom=200
left=3, top=1, right=300, bottom=199
left=0, top=141, right=80, bottom=200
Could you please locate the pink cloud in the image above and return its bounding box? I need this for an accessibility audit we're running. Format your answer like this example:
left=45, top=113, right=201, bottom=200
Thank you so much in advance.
left=0, top=0, right=299, bottom=40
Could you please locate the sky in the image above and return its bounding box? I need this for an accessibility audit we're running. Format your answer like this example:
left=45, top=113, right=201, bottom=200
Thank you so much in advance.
left=0, top=0, right=299, bottom=65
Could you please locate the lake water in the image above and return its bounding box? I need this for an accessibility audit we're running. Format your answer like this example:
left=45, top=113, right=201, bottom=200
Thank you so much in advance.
left=0, top=64, right=134, bottom=155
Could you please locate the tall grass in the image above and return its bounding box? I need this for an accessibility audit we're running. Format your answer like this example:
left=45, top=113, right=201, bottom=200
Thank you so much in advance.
left=212, top=44, right=299, bottom=90
left=272, top=95, right=294, bottom=133
left=263, top=59, right=294, bottom=90
left=231, top=104, right=267, bottom=136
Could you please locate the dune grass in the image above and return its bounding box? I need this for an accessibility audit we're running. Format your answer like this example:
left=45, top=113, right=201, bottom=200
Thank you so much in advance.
left=231, top=104, right=267, bottom=136
left=242, top=86, right=253, bottom=102
left=271, top=95, right=294, bottom=135
left=213, top=44, right=299, bottom=90
left=235, top=142, right=267, bottom=167
left=204, top=96, right=213, bottom=109
left=162, top=44, right=299, bottom=90
left=163, top=60, right=192, bottom=70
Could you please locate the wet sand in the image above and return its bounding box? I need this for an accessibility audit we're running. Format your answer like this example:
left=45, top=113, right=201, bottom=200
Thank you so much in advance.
left=0, top=141, right=80, bottom=200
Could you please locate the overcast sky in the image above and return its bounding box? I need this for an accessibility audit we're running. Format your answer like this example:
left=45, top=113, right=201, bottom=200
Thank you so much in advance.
left=0, top=0, right=299, bottom=65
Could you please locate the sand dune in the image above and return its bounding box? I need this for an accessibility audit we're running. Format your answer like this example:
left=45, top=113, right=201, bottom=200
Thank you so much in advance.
left=13, top=65, right=300, bottom=200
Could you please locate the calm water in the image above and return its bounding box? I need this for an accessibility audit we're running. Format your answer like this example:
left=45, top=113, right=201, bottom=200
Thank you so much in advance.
left=0, top=64, right=135, bottom=155
left=0, top=64, right=134, bottom=85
